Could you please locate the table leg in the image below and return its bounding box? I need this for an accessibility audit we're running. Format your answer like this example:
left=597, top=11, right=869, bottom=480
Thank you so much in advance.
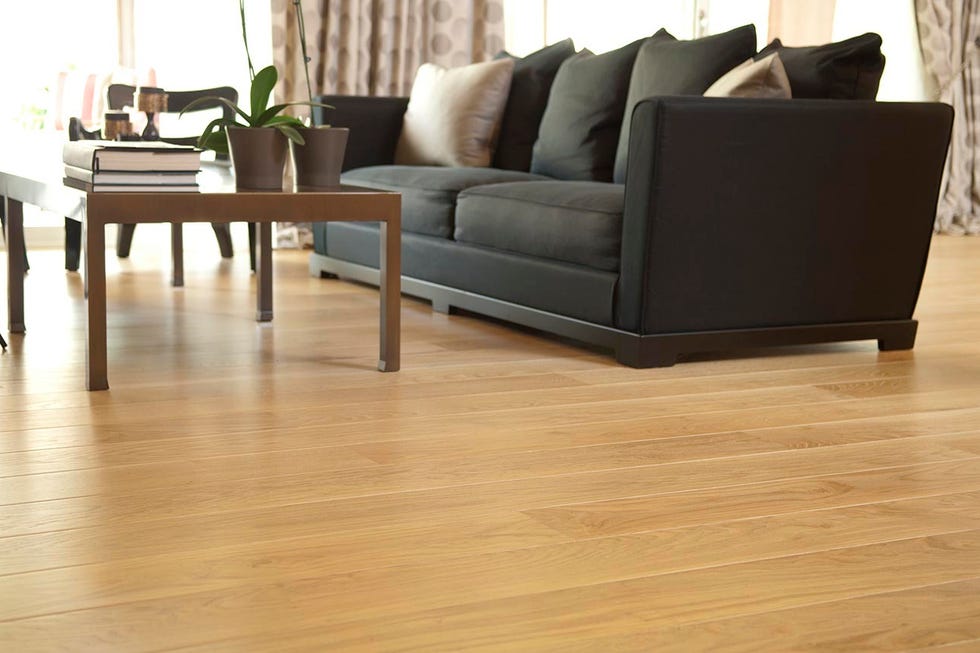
left=256, top=222, right=272, bottom=321
left=4, top=197, right=25, bottom=333
left=379, top=214, right=400, bottom=372
left=171, top=222, right=184, bottom=287
left=85, top=216, right=108, bottom=390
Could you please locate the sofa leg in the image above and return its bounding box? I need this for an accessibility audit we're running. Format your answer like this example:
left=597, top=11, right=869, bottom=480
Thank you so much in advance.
left=878, top=322, right=918, bottom=351
left=615, top=337, right=677, bottom=368
left=431, top=299, right=454, bottom=315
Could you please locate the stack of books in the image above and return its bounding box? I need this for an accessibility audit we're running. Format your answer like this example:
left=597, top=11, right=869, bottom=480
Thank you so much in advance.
left=63, top=140, right=201, bottom=192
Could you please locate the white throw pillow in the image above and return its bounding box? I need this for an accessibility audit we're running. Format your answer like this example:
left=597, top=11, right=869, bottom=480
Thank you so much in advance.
left=395, top=58, right=516, bottom=167
left=704, top=53, right=792, bottom=99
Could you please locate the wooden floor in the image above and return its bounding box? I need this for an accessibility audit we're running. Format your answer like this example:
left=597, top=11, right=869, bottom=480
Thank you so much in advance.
left=1, top=229, right=979, bottom=652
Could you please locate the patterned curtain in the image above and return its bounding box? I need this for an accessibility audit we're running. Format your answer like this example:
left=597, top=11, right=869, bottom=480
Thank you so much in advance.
left=916, top=0, right=980, bottom=235
left=271, top=0, right=506, bottom=102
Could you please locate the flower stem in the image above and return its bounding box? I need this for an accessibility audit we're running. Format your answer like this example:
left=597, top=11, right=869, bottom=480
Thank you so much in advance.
left=293, top=0, right=315, bottom=113
left=240, top=0, right=255, bottom=81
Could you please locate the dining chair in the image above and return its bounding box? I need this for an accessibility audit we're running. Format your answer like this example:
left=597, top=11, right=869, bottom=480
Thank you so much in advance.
left=105, top=84, right=256, bottom=269
left=63, top=86, right=259, bottom=273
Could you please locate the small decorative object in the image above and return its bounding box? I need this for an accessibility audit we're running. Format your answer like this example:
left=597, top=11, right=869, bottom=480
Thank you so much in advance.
left=135, top=86, right=168, bottom=141
left=103, top=112, right=134, bottom=141
left=180, top=0, right=331, bottom=190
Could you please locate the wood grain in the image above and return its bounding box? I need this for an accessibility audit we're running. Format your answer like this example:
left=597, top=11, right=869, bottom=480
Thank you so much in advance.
left=0, top=233, right=978, bottom=651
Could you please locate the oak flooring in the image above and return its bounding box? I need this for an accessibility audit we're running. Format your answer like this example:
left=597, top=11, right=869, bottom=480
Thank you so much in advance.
left=1, top=228, right=979, bottom=652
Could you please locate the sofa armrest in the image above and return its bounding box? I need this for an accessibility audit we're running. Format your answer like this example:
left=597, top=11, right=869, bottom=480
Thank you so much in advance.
left=616, top=96, right=953, bottom=335
left=313, top=95, right=409, bottom=170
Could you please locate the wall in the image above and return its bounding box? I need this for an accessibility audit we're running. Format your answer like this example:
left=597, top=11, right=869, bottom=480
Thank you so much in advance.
left=833, top=0, right=933, bottom=101
left=705, top=0, right=770, bottom=48
left=768, top=0, right=836, bottom=45
left=503, top=0, right=697, bottom=55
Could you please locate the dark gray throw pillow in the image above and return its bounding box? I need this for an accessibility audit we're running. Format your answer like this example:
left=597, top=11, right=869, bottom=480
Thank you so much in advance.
left=531, top=33, right=665, bottom=182
left=756, top=33, right=886, bottom=100
left=613, top=24, right=757, bottom=184
left=493, top=39, right=577, bottom=171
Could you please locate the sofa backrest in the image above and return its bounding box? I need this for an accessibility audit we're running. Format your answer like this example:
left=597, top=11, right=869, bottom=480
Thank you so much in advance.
left=313, top=95, right=408, bottom=171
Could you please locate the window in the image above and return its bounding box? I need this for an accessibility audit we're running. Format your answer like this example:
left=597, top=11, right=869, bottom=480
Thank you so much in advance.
left=503, top=0, right=770, bottom=55
left=0, top=0, right=271, bottom=132
left=0, top=0, right=118, bottom=128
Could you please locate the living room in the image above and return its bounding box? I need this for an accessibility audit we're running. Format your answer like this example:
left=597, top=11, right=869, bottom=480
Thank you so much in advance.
left=1, top=0, right=979, bottom=650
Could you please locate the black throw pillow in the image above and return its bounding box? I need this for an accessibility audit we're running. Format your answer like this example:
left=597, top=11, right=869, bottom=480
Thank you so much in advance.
left=531, top=33, right=665, bottom=182
left=613, top=24, right=757, bottom=184
left=493, top=39, right=577, bottom=171
left=756, top=33, right=886, bottom=100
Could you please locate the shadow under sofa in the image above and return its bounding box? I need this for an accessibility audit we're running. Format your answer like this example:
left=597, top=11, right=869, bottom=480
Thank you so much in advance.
left=309, top=95, right=953, bottom=367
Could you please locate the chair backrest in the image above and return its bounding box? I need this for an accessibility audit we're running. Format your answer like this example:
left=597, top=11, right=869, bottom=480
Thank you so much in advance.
left=67, top=117, right=102, bottom=142
left=106, top=84, right=239, bottom=146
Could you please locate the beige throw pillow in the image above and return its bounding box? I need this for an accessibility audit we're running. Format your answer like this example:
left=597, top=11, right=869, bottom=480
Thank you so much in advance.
left=395, top=58, right=516, bottom=167
left=704, top=53, right=792, bottom=99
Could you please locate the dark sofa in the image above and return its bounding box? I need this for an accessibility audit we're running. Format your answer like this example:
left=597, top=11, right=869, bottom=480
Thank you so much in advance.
left=309, top=88, right=952, bottom=368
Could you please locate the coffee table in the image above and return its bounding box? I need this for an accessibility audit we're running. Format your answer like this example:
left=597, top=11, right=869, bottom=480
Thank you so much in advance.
left=1, top=147, right=401, bottom=390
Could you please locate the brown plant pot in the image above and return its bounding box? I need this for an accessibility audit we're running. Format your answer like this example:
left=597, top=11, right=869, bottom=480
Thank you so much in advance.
left=290, top=127, right=349, bottom=190
left=227, top=126, right=288, bottom=190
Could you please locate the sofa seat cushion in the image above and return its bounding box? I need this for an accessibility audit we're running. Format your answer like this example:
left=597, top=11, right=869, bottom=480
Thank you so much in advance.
left=455, top=181, right=624, bottom=272
left=342, top=165, right=549, bottom=238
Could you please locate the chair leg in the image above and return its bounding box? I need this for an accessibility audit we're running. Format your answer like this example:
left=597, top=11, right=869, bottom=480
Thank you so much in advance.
left=211, top=222, right=234, bottom=258
left=65, top=218, right=82, bottom=271
left=0, top=205, right=29, bottom=271
left=116, top=223, right=137, bottom=258
left=247, top=222, right=257, bottom=272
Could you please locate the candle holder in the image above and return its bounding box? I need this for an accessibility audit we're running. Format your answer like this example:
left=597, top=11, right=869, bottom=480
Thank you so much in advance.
left=135, top=86, right=168, bottom=141
left=103, top=112, right=134, bottom=141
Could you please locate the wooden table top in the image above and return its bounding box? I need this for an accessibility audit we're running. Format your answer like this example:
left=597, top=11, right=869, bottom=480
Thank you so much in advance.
left=0, top=128, right=399, bottom=225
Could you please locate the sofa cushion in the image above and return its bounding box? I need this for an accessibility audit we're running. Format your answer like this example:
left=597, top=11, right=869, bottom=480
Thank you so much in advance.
left=755, top=33, right=886, bottom=100
left=455, top=181, right=624, bottom=271
left=531, top=33, right=659, bottom=182
left=394, top=58, right=515, bottom=167
left=493, top=39, right=577, bottom=172
left=613, top=24, right=757, bottom=183
left=342, top=166, right=549, bottom=238
left=704, top=53, right=792, bottom=99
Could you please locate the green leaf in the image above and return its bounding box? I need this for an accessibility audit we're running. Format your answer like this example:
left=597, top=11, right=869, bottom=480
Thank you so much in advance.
left=196, top=116, right=226, bottom=149
left=201, top=130, right=229, bottom=155
left=254, top=101, right=335, bottom=126
left=276, top=123, right=304, bottom=144
left=264, top=115, right=305, bottom=127
left=249, top=65, right=278, bottom=122
left=254, top=103, right=290, bottom=126
left=180, top=96, right=252, bottom=125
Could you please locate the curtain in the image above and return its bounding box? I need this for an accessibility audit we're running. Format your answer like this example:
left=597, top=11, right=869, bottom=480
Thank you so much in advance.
left=269, top=0, right=504, bottom=248
left=916, top=0, right=980, bottom=235
left=271, top=0, right=506, bottom=102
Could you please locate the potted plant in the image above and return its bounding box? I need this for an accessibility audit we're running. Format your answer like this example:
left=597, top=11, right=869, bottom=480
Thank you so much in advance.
left=181, top=0, right=331, bottom=190
left=288, top=0, right=349, bottom=189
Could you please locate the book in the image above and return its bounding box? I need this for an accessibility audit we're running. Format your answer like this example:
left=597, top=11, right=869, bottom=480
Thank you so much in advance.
left=64, top=165, right=199, bottom=186
left=62, top=140, right=201, bottom=172
left=63, top=177, right=199, bottom=193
